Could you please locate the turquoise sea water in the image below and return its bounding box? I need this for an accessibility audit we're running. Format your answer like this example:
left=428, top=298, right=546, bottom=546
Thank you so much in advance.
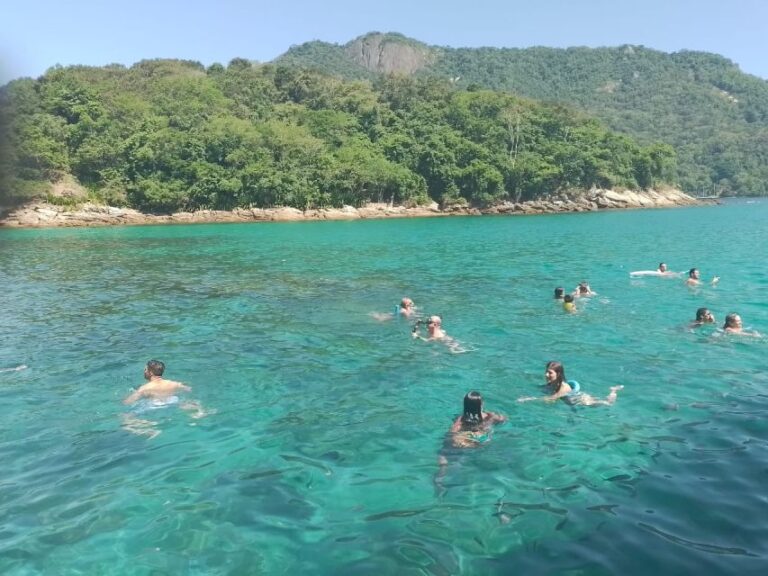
left=1, top=199, right=766, bottom=575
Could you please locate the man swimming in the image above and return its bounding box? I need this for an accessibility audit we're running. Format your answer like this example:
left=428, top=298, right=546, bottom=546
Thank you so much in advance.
left=123, top=360, right=191, bottom=405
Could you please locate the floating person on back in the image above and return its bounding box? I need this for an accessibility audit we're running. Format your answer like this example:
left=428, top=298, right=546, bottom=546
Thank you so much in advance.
left=685, top=268, right=719, bottom=287
left=517, top=361, right=623, bottom=407
left=689, top=307, right=716, bottom=329
left=722, top=313, right=761, bottom=337
left=630, top=263, right=681, bottom=278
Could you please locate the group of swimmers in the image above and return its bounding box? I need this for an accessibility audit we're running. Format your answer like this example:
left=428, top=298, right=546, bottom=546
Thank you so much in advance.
left=377, top=294, right=625, bottom=452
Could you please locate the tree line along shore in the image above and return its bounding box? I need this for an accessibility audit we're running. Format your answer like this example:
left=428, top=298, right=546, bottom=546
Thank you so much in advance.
left=1, top=60, right=682, bottom=218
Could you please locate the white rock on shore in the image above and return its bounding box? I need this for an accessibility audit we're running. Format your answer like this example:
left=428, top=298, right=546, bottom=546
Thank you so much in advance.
left=0, top=189, right=711, bottom=228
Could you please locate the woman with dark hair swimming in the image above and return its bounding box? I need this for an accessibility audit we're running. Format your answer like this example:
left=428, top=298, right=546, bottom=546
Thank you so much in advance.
left=434, top=391, right=506, bottom=496
left=518, top=361, right=623, bottom=406
left=690, top=307, right=716, bottom=328
left=447, top=391, right=506, bottom=448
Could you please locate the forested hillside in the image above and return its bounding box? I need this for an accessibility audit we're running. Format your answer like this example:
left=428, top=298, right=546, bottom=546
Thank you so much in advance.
left=277, top=33, right=768, bottom=196
left=0, top=59, right=674, bottom=212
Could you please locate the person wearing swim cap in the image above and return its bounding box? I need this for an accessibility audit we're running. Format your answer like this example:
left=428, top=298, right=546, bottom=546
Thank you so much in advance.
left=517, top=361, right=623, bottom=406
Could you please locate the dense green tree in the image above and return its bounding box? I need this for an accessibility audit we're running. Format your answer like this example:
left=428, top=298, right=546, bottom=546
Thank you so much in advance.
left=1, top=59, right=680, bottom=211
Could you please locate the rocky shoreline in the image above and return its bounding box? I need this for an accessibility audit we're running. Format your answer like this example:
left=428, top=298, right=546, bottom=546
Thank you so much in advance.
left=0, top=188, right=713, bottom=228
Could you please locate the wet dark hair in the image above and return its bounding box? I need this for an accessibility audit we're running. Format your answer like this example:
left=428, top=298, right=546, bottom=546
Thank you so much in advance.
left=695, top=307, right=710, bottom=322
left=461, top=391, right=484, bottom=429
left=563, top=294, right=574, bottom=303
left=554, top=287, right=564, bottom=299
left=146, top=359, right=165, bottom=376
left=659, top=262, right=666, bottom=269
left=688, top=268, right=698, bottom=278
left=546, top=361, right=566, bottom=392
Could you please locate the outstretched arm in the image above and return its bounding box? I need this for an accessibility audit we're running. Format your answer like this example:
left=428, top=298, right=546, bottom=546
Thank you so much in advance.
left=122, top=387, right=146, bottom=405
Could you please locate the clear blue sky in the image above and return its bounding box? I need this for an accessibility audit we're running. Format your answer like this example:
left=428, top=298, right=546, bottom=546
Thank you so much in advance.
left=2, top=0, right=767, bottom=84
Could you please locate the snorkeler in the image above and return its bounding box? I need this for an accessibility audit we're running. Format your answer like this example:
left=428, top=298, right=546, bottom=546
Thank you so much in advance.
left=563, top=294, right=576, bottom=313
left=412, top=315, right=448, bottom=341
left=517, top=361, right=623, bottom=406
left=690, top=307, right=716, bottom=328
left=123, top=360, right=191, bottom=405
left=447, top=391, right=507, bottom=448
left=686, top=268, right=720, bottom=287
left=722, top=313, right=761, bottom=337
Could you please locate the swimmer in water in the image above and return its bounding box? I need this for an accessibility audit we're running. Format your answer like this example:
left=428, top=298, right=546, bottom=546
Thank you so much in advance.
left=574, top=281, right=596, bottom=297
left=686, top=268, right=720, bottom=287
left=434, top=391, right=506, bottom=495
left=123, top=360, right=191, bottom=405
left=554, top=287, right=565, bottom=300
left=371, top=296, right=416, bottom=321
left=412, top=315, right=468, bottom=353
left=398, top=297, right=416, bottom=317
left=563, top=293, right=576, bottom=313
left=121, top=360, right=208, bottom=437
left=517, top=361, right=623, bottom=406
left=722, top=313, right=761, bottom=337
left=690, top=307, right=716, bottom=328
left=447, top=391, right=507, bottom=448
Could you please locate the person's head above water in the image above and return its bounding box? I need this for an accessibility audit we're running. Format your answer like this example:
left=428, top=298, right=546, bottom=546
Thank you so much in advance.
left=145, top=359, right=165, bottom=378
left=554, top=287, right=565, bottom=299
left=688, top=268, right=700, bottom=279
left=400, top=297, right=414, bottom=310
left=695, top=307, right=715, bottom=323
left=658, top=263, right=668, bottom=272
left=427, top=315, right=442, bottom=328
left=462, top=391, right=484, bottom=426
left=545, top=361, right=566, bottom=389
left=724, top=313, right=742, bottom=330
left=577, top=282, right=591, bottom=294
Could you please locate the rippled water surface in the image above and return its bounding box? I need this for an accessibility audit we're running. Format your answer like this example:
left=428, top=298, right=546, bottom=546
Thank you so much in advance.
left=1, top=200, right=767, bottom=575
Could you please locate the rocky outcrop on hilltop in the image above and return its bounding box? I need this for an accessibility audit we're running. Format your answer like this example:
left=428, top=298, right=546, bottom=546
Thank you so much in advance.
left=344, top=33, right=435, bottom=75
left=0, top=189, right=712, bottom=228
